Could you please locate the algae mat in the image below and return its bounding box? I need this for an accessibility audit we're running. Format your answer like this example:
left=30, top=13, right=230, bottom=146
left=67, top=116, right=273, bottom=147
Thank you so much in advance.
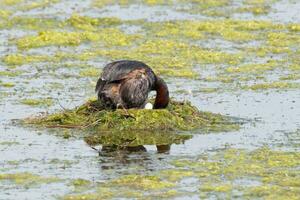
left=23, top=99, right=240, bottom=146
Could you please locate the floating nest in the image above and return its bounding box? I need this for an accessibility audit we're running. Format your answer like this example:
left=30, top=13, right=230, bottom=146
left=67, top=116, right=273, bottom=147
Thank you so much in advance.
left=23, top=99, right=240, bottom=146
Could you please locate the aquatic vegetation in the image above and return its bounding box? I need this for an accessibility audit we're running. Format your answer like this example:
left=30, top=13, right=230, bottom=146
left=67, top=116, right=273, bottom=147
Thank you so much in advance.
left=23, top=99, right=239, bottom=146
left=20, top=0, right=60, bottom=11
left=0, top=10, right=12, bottom=18
left=160, top=169, right=194, bottom=181
left=70, top=179, right=91, bottom=187
left=246, top=46, right=292, bottom=57
left=289, top=64, right=300, bottom=71
left=0, top=172, right=61, bottom=186
left=236, top=5, right=270, bottom=15
left=280, top=74, right=300, bottom=81
left=61, top=148, right=300, bottom=199
left=79, top=68, right=100, bottom=77
left=67, top=14, right=121, bottom=31
left=0, top=70, right=23, bottom=77
left=3, top=54, right=52, bottom=65
left=20, top=98, right=53, bottom=107
left=63, top=190, right=113, bottom=200
left=0, top=82, right=15, bottom=87
left=16, top=29, right=138, bottom=49
left=146, top=21, right=205, bottom=40
left=226, top=61, right=278, bottom=74
left=107, top=174, right=174, bottom=190
left=24, top=99, right=239, bottom=133
left=0, top=141, right=20, bottom=145
left=244, top=81, right=300, bottom=90
left=170, top=148, right=300, bottom=198
left=289, top=23, right=300, bottom=32
left=267, top=32, right=300, bottom=47
left=0, top=0, right=23, bottom=6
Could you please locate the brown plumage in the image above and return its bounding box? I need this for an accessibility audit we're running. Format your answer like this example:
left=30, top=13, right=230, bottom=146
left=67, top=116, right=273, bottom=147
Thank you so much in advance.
left=95, top=60, right=169, bottom=109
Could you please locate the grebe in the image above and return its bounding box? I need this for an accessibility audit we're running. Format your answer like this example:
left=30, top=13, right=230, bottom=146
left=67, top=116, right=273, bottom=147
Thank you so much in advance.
left=95, top=60, right=169, bottom=109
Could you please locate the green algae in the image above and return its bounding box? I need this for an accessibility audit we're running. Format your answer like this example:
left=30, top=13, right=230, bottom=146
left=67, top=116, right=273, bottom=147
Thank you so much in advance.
left=61, top=148, right=300, bottom=199
left=16, top=29, right=138, bottom=49
left=0, top=82, right=15, bottom=87
left=246, top=46, right=292, bottom=57
left=0, top=70, right=23, bottom=77
left=20, top=98, right=53, bottom=107
left=107, top=174, right=175, bottom=190
left=0, top=10, right=12, bottom=18
left=0, top=16, right=61, bottom=30
left=0, top=172, right=61, bottom=186
left=200, top=183, right=233, bottom=192
left=63, top=190, right=113, bottom=200
left=280, top=74, right=300, bottom=81
left=267, top=32, right=300, bottom=47
left=0, top=141, right=20, bottom=145
left=20, top=0, right=60, bottom=11
left=70, top=179, right=91, bottom=187
left=289, top=23, right=300, bottom=32
left=244, top=81, right=300, bottom=90
left=0, top=0, right=60, bottom=14
left=169, top=147, right=300, bottom=198
left=70, top=178, right=92, bottom=192
left=24, top=99, right=239, bottom=133
left=226, top=60, right=278, bottom=74
left=23, top=99, right=239, bottom=146
left=3, top=54, right=52, bottom=65
left=289, top=64, right=300, bottom=71
left=0, top=0, right=23, bottom=6
left=160, top=169, right=194, bottom=182
left=67, top=14, right=121, bottom=31
left=79, top=68, right=100, bottom=77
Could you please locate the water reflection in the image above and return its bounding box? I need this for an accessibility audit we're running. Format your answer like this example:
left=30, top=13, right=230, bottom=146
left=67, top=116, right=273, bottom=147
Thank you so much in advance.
left=95, top=144, right=171, bottom=171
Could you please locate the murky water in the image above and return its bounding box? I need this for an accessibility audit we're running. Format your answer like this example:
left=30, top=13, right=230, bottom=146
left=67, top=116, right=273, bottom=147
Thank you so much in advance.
left=0, top=0, right=299, bottom=199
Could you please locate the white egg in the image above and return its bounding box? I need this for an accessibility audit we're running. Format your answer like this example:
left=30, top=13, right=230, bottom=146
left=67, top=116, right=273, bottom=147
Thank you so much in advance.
left=144, top=102, right=153, bottom=109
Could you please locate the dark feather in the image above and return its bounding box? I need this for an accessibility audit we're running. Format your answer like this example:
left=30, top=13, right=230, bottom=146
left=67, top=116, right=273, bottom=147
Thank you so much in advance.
left=95, top=60, right=168, bottom=109
left=101, top=60, right=154, bottom=83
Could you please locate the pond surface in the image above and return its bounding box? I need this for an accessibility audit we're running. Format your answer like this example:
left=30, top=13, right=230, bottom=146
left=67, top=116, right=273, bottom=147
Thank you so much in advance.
left=0, top=0, right=300, bottom=199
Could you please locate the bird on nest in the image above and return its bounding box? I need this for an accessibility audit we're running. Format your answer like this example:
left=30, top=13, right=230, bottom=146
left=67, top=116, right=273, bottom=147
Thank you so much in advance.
left=95, top=60, right=169, bottom=110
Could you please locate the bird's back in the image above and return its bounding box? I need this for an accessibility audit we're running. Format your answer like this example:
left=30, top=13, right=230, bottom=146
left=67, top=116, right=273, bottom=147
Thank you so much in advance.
left=101, top=60, right=154, bottom=83
left=96, top=60, right=156, bottom=108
